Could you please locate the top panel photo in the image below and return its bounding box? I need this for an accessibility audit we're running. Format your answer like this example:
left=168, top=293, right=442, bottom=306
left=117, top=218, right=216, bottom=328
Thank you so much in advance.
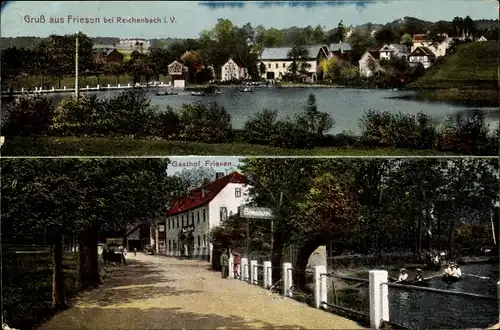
left=1, top=0, right=498, bottom=156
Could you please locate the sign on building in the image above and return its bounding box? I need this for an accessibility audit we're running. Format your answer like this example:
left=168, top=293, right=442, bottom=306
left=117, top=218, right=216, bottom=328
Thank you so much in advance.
left=240, top=206, right=274, bottom=219
left=181, top=225, right=195, bottom=233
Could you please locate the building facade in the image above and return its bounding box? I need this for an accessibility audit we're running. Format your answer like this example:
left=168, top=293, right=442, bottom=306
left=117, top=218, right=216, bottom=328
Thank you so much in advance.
left=408, top=46, right=436, bottom=69
left=221, top=58, right=248, bottom=81
left=259, top=45, right=330, bottom=82
left=358, top=51, right=383, bottom=77
left=378, top=44, right=409, bottom=61
left=168, top=60, right=189, bottom=88
left=411, top=34, right=451, bottom=58
left=153, top=172, right=250, bottom=262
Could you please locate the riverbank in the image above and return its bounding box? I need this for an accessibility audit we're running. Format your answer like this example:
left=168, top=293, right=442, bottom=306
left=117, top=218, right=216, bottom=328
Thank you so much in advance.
left=3, top=74, right=169, bottom=91
left=390, top=88, right=499, bottom=107
left=2, top=137, right=453, bottom=156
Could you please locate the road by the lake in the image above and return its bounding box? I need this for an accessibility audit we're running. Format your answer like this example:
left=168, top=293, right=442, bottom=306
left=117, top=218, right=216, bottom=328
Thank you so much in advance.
left=40, top=253, right=363, bottom=330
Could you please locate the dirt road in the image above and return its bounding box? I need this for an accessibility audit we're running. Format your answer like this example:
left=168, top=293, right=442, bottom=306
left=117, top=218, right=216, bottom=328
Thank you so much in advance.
left=41, top=253, right=363, bottom=329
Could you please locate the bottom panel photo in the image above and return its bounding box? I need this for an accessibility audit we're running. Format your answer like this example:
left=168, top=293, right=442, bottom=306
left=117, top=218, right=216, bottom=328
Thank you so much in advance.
left=1, top=157, right=498, bottom=330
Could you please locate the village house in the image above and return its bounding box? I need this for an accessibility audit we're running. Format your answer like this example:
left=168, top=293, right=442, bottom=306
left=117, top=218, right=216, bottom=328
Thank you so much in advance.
left=259, top=45, right=330, bottom=82
left=221, top=58, right=248, bottom=81
left=328, top=42, right=353, bottom=61
left=358, top=50, right=384, bottom=77
left=92, top=45, right=124, bottom=64
left=408, top=46, right=436, bottom=69
left=167, top=60, right=189, bottom=88
left=411, top=33, right=451, bottom=58
left=378, top=44, right=410, bottom=60
left=153, top=172, right=250, bottom=262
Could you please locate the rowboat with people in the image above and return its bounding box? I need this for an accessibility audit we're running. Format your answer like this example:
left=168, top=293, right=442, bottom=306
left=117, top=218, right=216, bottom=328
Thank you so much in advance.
left=191, top=91, right=206, bottom=96
left=442, top=263, right=462, bottom=283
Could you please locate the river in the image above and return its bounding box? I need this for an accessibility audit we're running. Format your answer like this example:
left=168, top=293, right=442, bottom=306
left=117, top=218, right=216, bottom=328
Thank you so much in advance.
left=357, top=263, right=498, bottom=329
left=55, top=87, right=498, bottom=134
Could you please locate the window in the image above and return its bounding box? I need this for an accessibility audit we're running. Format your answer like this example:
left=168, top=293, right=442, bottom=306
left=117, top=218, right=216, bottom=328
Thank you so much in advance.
left=168, top=240, right=171, bottom=251
left=282, top=63, right=286, bottom=68
left=197, top=236, right=201, bottom=247
left=159, top=225, right=165, bottom=232
left=203, top=235, right=206, bottom=247
left=173, top=240, right=176, bottom=250
left=275, top=63, right=278, bottom=69
left=203, top=209, right=206, bottom=221
left=235, top=188, right=241, bottom=198
left=197, top=211, right=200, bottom=223
left=191, top=212, right=194, bottom=224
left=267, top=63, right=271, bottom=68
left=176, top=216, right=179, bottom=228
left=220, top=207, right=228, bottom=221
left=182, top=215, right=184, bottom=227
left=168, top=219, right=171, bottom=229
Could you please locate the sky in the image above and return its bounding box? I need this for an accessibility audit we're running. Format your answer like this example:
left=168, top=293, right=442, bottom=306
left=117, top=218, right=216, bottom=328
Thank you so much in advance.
left=1, top=0, right=498, bottom=39
left=166, top=156, right=242, bottom=176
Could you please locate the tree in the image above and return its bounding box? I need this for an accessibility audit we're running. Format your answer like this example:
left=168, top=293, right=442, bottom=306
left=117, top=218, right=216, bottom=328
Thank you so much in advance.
left=335, top=20, right=346, bottom=42
left=1, top=159, right=176, bottom=293
left=287, top=45, right=309, bottom=82
left=400, top=33, right=413, bottom=48
left=295, top=93, right=334, bottom=137
left=375, top=28, right=396, bottom=45
left=173, top=167, right=217, bottom=193
left=293, top=172, right=357, bottom=288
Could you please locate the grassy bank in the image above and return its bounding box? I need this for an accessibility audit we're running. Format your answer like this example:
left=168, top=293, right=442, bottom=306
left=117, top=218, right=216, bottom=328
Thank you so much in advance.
left=392, top=88, right=499, bottom=107
left=1, top=137, right=455, bottom=156
left=9, top=74, right=169, bottom=90
left=3, top=250, right=79, bottom=329
left=407, top=41, right=498, bottom=90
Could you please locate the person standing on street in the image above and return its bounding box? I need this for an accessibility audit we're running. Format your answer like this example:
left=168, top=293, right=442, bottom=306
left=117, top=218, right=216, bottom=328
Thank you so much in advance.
left=220, top=249, right=229, bottom=278
left=233, top=252, right=241, bottom=279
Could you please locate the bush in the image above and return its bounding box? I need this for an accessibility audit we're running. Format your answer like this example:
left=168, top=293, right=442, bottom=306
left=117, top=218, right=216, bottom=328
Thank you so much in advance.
left=179, top=101, right=232, bottom=142
left=359, top=110, right=435, bottom=149
left=51, top=94, right=106, bottom=136
left=150, top=106, right=182, bottom=139
left=1, top=96, right=55, bottom=136
left=435, top=111, right=491, bottom=155
left=50, top=89, right=158, bottom=136
left=271, top=120, right=314, bottom=149
left=242, top=108, right=279, bottom=144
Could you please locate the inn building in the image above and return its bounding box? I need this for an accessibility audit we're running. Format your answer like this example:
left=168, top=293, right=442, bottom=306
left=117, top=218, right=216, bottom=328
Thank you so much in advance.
left=151, top=172, right=250, bottom=262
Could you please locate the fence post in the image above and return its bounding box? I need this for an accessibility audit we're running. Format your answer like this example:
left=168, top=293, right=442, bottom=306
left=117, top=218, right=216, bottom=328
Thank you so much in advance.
left=263, top=261, right=272, bottom=288
left=228, top=254, right=234, bottom=279
left=369, top=270, right=389, bottom=330
left=250, top=260, right=258, bottom=284
left=282, top=262, right=292, bottom=297
left=240, top=257, right=248, bottom=282
left=314, top=265, right=327, bottom=309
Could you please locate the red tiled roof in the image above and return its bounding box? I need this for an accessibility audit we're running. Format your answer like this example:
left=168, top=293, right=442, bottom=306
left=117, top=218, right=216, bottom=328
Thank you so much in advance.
left=167, top=172, right=246, bottom=216
left=413, top=34, right=426, bottom=42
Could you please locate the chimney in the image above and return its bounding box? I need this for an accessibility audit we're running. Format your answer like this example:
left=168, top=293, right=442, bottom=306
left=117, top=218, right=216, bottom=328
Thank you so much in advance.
left=216, top=172, right=225, bottom=180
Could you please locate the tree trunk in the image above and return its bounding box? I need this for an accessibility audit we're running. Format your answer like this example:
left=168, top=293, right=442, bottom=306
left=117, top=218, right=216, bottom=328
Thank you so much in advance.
left=293, top=242, right=319, bottom=291
left=52, top=234, right=67, bottom=310
left=78, top=226, right=100, bottom=291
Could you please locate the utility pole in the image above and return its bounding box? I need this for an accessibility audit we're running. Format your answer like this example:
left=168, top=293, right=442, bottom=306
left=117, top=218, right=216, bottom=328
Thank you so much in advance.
left=75, top=33, right=79, bottom=98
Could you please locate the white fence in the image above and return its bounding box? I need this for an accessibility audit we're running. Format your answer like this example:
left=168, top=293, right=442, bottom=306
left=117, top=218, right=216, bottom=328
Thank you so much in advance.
left=228, top=257, right=500, bottom=329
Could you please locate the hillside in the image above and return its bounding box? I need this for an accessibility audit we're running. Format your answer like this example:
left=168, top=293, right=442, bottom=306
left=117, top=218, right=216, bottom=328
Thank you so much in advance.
left=407, top=41, right=498, bottom=90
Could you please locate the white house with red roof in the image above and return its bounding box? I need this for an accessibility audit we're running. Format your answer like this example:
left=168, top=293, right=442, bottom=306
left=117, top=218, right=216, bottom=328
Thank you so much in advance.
left=152, top=172, right=250, bottom=262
